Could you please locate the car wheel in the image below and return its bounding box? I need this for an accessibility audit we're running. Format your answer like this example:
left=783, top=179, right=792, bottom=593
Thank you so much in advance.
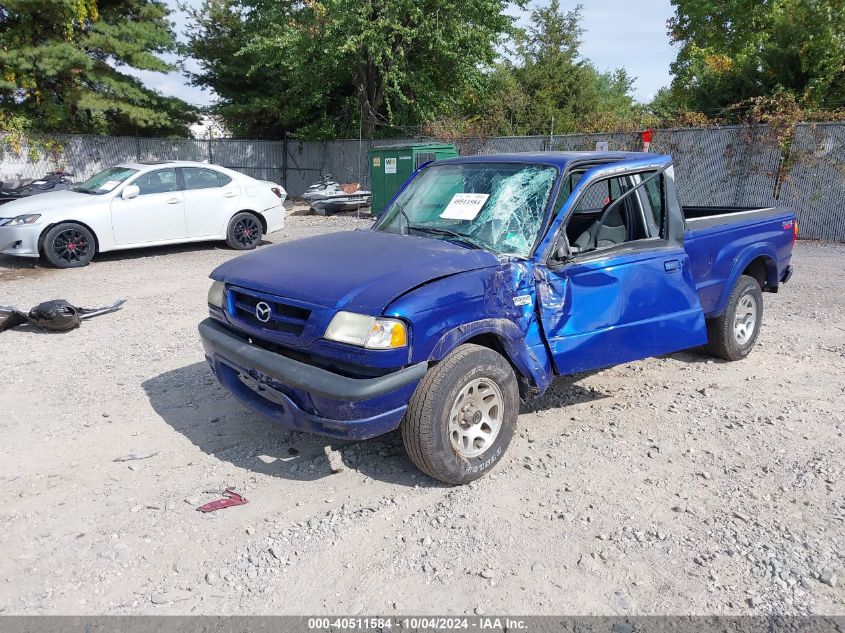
left=401, top=344, right=519, bottom=485
left=41, top=223, right=96, bottom=268
left=226, top=212, right=263, bottom=250
left=705, top=274, right=764, bottom=361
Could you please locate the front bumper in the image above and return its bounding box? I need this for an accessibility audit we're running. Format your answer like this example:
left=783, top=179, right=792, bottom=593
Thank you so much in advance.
left=198, top=318, right=427, bottom=440
left=0, top=223, right=42, bottom=257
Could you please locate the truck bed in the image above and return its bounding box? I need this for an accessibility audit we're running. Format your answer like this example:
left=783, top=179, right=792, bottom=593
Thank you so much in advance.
left=682, top=206, right=795, bottom=317
left=683, top=206, right=788, bottom=229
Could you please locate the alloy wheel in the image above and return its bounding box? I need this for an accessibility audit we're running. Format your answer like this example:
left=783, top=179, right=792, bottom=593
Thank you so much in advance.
left=447, top=377, right=504, bottom=458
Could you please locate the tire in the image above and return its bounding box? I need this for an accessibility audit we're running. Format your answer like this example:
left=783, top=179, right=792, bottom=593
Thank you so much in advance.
left=225, top=212, right=263, bottom=250
left=401, top=344, right=519, bottom=485
left=41, top=222, right=96, bottom=268
left=705, top=274, right=764, bottom=361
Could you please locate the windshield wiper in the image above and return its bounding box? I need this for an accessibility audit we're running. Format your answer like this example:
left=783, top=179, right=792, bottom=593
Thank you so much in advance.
left=406, top=224, right=486, bottom=250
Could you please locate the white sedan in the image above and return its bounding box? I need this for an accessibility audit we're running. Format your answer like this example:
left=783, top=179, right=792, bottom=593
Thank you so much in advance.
left=0, top=161, right=286, bottom=268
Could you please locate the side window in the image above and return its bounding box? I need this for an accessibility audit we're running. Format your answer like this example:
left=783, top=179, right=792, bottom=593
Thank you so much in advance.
left=183, top=167, right=230, bottom=190
left=134, top=169, right=178, bottom=195
left=573, top=176, right=624, bottom=214
left=638, top=172, right=666, bottom=237
left=558, top=171, right=583, bottom=202
left=563, top=173, right=660, bottom=254
left=549, top=170, right=584, bottom=222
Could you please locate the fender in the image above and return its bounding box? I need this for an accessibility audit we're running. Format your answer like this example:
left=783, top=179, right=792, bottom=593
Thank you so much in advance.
left=429, top=318, right=554, bottom=393
left=713, top=242, right=779, bottom=317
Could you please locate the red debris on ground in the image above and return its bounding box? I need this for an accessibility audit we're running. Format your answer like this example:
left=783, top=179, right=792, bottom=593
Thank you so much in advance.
left=196, top=489, right=249, bottom=513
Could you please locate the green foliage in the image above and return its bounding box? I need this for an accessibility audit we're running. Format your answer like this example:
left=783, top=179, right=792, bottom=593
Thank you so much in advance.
left=667, top=0, right=845, bottom=117
left=185, top=0, right=520, bottom=139
left=0, top=0, right=198, bottom=137
left=190, top=0, right=845, bottom=140
left=0, top=111, right=66, bottom=162
left=446, top=2, right=647, bottom=137
left=187, top=0, right=651, bottom=139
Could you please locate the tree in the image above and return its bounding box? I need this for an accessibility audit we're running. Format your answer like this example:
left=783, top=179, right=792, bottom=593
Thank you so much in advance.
left=184, top=0, right=521, bottom=139
left=667, top=0, right=845, bottom=116
left=0, top=0, right=197, bottom=137
left=182, top=0, right=288, bottom=139
left=465, top=1, right=642, bottom=136
left=510, top=2, right=595, bottom=134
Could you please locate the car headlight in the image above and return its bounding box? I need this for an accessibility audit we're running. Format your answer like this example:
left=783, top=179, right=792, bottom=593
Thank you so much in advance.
left=324, top=311, right=407, bottom=349
left=207, top=280, right=225, bottom=308
left=8, top=214, right=41, bottom=226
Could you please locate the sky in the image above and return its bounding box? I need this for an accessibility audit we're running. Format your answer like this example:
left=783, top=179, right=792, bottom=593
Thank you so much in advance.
left=134, top=0, right=677, bottom=107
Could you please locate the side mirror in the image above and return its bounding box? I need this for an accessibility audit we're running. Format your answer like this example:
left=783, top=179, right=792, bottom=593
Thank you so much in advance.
left=121, top=185, right=140, bottom=200
left=554, top=244, right=579, bottom=263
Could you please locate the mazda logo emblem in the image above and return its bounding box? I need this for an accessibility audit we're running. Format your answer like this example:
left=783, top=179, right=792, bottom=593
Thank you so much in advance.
left=255, top=301, right=272, bottom=323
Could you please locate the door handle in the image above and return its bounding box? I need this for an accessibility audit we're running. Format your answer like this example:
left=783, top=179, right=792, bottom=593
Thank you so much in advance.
left=166, top=198, right=180, bottom=204
left=223, top=192, right=238, bottom=198
left=664, top=259, right=681, bottom=272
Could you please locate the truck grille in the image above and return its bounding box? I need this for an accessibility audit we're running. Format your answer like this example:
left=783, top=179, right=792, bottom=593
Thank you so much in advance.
left=230, top=288, right=311, bottom=336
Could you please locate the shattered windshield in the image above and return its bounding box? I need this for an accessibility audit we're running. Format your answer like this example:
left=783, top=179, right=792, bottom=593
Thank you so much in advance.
left=374, top=163, right=558, bottom=257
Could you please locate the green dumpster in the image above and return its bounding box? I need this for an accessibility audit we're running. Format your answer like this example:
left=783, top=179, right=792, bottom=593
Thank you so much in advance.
left=369, top=142, right=458, bottom=215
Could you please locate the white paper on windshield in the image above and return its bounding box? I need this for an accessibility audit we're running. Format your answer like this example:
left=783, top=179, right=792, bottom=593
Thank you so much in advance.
left=439, top=193, right=489, bottom=220
left=99, top=180, right=120, bottom=191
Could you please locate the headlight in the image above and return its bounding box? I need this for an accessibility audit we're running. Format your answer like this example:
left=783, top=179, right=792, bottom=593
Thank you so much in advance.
left=207, top=280, right=225, bottom=308
left=8, top=214, right=41, bottom=226
left=324, top=311, right=408, bottom=349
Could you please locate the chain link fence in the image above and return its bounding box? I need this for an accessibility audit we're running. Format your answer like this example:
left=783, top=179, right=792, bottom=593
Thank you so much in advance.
left=2, top=124, right=843, bottom=241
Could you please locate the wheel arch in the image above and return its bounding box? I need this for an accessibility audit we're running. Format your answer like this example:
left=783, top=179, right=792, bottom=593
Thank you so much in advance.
left=428, top=319, right=554, bottom=398
left=712, top=244, right=778, bottom=317
left=741, top=255, right=778, bottom=290
left=38, top=219, right=100, bottom=255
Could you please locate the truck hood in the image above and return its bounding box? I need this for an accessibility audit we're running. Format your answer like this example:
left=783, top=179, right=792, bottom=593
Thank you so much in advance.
left=211, top=229, right=500, bottom=313
left=0, top=190, right=103, bottom=217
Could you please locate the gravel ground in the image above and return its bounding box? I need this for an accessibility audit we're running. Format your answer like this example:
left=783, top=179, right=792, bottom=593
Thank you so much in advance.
left=0, top=212, right=843, bottom=615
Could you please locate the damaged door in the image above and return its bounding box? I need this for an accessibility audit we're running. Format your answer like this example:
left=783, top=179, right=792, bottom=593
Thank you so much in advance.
left=535, top=159, right=707, bottom=376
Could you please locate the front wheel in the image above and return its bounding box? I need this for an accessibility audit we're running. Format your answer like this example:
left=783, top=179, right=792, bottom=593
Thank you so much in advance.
left=401, top=344, right=519, bottom=485
left=225, top=212, right=263, bottom=250
left=41, top=222, right=96, bottom=268
left=705, top=274, right=764, bottom=361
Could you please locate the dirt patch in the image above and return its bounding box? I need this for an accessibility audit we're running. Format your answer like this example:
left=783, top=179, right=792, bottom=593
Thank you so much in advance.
left=0, top=255, right=55, bottom=282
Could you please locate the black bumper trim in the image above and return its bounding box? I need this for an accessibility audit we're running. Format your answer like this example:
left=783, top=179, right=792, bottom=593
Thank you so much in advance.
left=198, top=318, right=427, bottom=402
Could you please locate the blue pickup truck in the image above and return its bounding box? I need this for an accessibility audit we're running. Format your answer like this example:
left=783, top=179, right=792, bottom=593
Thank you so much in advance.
left=199, top=152, right=796, bottom=484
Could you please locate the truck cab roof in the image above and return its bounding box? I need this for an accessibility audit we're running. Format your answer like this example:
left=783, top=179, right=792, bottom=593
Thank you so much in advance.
left=431, top=151, right=668, bottom=170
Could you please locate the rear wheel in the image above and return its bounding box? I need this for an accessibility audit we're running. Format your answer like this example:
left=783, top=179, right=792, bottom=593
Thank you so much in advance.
left=225, top=212, right=263, bottom=250
left=705, top=274, right=763, bottom=361
left=401, top=344, right=518, bottom=485
left=41, top=222, right=95, bottom=268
